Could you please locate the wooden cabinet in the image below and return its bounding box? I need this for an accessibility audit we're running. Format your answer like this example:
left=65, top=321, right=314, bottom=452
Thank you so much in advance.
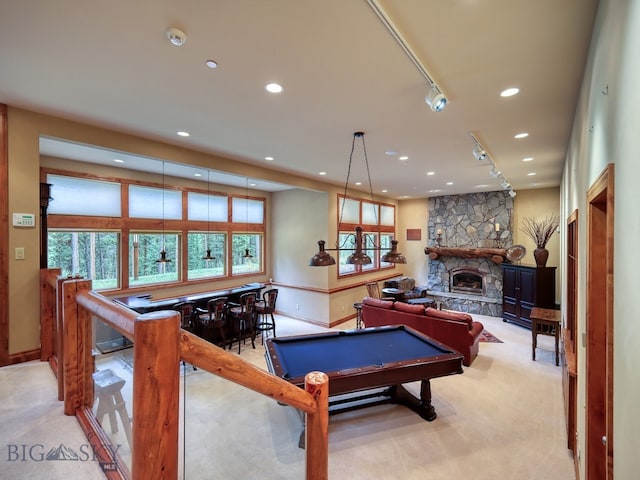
left=502, top=264, right=556, bottom=328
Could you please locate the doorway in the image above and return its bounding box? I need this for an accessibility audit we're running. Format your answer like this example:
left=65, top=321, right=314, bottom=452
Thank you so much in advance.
left=585, top=164, right=614, bottom=479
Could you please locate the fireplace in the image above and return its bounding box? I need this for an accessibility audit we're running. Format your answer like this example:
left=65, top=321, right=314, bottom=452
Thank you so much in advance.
left=450, top=268, right=485, bottom=296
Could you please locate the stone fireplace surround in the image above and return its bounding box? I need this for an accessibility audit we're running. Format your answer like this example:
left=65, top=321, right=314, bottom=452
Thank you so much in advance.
left=426, top=191, right=514, bottom=317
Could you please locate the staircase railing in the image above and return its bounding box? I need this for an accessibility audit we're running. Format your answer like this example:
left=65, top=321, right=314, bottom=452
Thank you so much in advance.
left=40, top=269, right=329, bottom=480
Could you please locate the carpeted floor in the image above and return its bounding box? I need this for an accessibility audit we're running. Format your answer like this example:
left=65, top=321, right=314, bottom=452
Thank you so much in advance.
left=0, top=313, right=573, bottom=479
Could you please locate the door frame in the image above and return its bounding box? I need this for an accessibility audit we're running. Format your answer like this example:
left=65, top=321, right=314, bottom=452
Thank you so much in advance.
left=585, top=163, right=614, bottom=480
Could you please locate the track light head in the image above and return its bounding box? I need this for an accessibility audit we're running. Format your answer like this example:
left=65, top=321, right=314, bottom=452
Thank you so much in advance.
left=425, top=85, right=447, bottom=112
left=508, top=190, right=517, bottom=198
left=501, top=179, right=511, bottom=190
left=473, top=145, right=487, bottom=161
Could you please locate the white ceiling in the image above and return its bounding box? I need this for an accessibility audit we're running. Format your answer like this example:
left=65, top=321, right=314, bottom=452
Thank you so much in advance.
left=0, top=0, right=598, bottom=197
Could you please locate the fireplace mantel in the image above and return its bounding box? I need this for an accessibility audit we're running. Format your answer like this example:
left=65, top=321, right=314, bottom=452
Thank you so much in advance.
left=424, top=246, right=507, bottom=264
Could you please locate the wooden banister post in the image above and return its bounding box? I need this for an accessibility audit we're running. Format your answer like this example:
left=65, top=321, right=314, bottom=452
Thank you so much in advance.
left=40, top=268, right=61, bottom=362
left=132, top=310, right=181, bottom=480
left=305, top=371, right=329, bottom=480
left=62, top=278, right=93, bottom=415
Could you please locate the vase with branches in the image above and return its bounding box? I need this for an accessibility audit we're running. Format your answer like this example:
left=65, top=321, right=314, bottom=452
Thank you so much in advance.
left=520, top=214, right=559, bottom=266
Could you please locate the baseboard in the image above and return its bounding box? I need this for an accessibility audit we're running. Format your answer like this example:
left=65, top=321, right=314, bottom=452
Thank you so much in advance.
left=8, top=348, right=40, bottom=365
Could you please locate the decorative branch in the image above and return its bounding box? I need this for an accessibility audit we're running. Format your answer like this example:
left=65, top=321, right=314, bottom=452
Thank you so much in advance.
left=520, top=214, right=559, bottom=248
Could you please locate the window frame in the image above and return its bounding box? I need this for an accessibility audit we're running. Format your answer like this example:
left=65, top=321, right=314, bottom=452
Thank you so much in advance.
left=337, top=194, right=397, bottom=278
left=42, top=167, right=267, bottom=293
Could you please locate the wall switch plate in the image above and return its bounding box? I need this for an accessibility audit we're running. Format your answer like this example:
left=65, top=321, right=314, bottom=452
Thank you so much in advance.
left=15, top=247, right=25, bottom=260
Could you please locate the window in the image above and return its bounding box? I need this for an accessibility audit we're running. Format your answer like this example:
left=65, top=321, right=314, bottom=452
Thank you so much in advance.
left=187, top=232, right=226, bottom=279
left=44, top=170, right=266, bottom=290
left=337, top=195, right=396, bottom=277
left=47, top=231, right=120, bottom=290
left=129, top=233, right=180, bottom=286
left=231, top=233, right=263, bottom=275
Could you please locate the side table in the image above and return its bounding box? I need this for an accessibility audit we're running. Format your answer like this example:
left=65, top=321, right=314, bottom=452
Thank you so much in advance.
left=530, top=307, right=561, bottom=366
left=353, top=302, right=363, bottom=329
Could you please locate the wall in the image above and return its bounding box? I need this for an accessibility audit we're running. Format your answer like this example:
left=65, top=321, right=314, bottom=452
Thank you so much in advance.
left=397, top=198, right=430, bottom=286
left=560, top=0, right=640, bottom=477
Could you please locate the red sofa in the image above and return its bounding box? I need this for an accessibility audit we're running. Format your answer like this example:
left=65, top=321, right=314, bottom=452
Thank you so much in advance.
left=360, top=297, right=484, bottom=366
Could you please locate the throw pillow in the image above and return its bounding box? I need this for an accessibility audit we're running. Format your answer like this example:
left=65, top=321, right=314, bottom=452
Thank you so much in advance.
left=362, top=297, right=394, bottom=309
left=394, top=302, right=426, bottom=315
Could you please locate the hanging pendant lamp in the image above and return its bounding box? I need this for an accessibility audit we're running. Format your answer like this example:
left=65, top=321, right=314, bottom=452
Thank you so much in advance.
left=309, top=132, right=406, bottom=267
left=156, top=161, right=172, bottom=263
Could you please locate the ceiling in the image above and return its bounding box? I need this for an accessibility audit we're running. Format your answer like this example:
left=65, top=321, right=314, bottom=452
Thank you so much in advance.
left=0, top=0, right=598, bottom=198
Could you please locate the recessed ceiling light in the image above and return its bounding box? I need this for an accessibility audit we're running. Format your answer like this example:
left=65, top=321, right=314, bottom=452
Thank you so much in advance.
left=522, top=157, right=534, bottom=162
left=500, top=87, right=520, bottom=97
left=355, top=181, right=362, bottom=186
left=205, top=59, right=218, bottom=69
left=475, top=184, right=490, bottom=188
left=265, top=156, right=274, bottom=161
left=514, top=132, right=529, bottom=139
left=265, top=83, right=283, bottom=93
left=177, top=131, right=190, bottom=137
left=400, top=195, right=410, bottom=199
left=527, top=172, right=537, bottom=176
left=319, top=171, right=327, bottom=176
left=446, top=181, right=454, bottom=186
left=385, top=151, right=398, bottom=156
left=399, top=156, right=409, bottom=161
left=113, top=158, right=124, bottom=163
left=428, top=189, right=442, bottom=193
left=426, top=171, right=435, bottom=176
left=382, top=189, right=388, bottom=193
left=249, top=182, right=257, bottom=187
left=194, top=173, right=202, bottom=177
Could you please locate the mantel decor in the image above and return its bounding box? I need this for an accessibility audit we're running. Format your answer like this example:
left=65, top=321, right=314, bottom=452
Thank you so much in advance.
left=520, top=214, right=559, bottom=267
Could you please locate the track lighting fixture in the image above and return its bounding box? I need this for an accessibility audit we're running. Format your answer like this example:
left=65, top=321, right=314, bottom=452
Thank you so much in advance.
left=508, top=190, right=517, bottom=198
left=425, top=85, right=447, bottom=112
left=489, top=167, right=501, bottom=178
left=165, top=27, right=187, bottom=47
left=365, top=0, right=447, bottom=113
left=473, top=145, right=487, bottom=161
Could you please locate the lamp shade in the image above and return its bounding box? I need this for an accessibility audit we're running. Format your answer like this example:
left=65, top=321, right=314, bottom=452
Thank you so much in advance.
left=309, top=240, right=336, bottom=266
left=381, top=239, right=407, bottom=264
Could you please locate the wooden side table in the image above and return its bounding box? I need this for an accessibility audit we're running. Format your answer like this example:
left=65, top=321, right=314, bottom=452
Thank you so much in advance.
left=530, top=307, right=561, bottom=366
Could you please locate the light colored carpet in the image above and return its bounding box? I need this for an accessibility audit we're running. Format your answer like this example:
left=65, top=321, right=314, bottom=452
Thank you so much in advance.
left=0, top=314, right=574, bottom=479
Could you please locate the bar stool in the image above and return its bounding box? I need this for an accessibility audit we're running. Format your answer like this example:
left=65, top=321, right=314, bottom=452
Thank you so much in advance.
left=255, top=289, right=278, bottom=343
left=93, top=368, right=132, bottom=448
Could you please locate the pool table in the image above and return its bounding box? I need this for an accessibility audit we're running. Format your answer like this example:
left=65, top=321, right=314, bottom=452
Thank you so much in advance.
left=265, top=325, right=463, bottom=423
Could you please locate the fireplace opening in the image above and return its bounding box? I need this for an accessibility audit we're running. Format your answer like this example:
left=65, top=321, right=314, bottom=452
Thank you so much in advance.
left=450, top=268, right=485, bottom=296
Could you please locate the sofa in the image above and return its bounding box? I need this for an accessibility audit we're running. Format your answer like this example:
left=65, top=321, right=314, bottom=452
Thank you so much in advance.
left=360, top=297, right=484, bottom=366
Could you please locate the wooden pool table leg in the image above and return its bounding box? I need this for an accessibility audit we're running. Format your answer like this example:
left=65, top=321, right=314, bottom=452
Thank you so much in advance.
left=390, top=380, right=437, bottom=421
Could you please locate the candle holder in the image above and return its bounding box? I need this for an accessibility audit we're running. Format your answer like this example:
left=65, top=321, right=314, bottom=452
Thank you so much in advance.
left=493, top=230, right=505, bottom=248
left=435, top=232, right=443, bottom=247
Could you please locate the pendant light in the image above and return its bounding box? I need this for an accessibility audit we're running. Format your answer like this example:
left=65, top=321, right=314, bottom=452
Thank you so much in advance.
left=202, top=170, right=215, bottom=261
left=309, top=132, right=406, bottom=266
left=243, top=177, right=253, bottom=259
left=156, top=161, right=171, bottom=263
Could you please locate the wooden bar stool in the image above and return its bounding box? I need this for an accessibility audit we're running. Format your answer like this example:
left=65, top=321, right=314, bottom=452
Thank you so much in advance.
left=93, top=368, right=132, bottom=448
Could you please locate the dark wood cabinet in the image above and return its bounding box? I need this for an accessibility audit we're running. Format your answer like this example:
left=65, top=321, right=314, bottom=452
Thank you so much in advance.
left=502, top=264, right=556, bottom=328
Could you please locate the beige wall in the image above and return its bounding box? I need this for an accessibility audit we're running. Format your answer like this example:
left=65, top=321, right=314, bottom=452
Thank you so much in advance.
left=560, top=0, right=640, bottom=476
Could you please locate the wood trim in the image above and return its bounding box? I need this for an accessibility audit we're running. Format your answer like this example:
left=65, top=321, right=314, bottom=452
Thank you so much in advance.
left=76, top=406, right=130, bottom=480
left=0, top=104, right=8, bottom=366
left=7, top=348, right=40, bottom=365
left=585, top=163, right=614, bottom=480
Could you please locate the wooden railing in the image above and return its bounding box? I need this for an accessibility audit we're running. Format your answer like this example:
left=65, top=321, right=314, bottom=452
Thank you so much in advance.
left=40, top=269, right=329, bottom=479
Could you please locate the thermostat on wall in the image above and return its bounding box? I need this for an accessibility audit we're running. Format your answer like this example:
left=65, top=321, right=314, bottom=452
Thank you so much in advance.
left=13, top=213, right=36, bottom=227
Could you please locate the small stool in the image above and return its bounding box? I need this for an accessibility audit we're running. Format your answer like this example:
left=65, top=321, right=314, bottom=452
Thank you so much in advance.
left=93, top=369, right=132, bottom=447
